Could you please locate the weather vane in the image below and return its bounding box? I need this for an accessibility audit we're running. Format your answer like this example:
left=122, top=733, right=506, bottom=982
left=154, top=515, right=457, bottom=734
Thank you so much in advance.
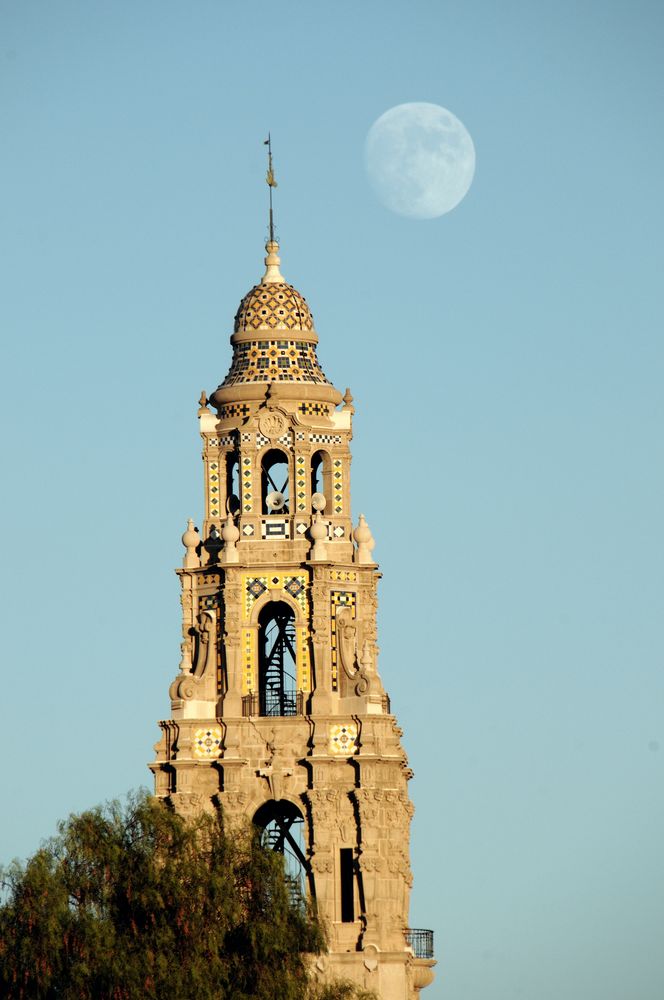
left=264, top=133, right=278, bottom=243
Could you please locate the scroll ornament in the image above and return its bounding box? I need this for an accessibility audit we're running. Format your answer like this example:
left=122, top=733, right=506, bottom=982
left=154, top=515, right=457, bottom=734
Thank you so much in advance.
left=169, top=610, right=217, bottom=701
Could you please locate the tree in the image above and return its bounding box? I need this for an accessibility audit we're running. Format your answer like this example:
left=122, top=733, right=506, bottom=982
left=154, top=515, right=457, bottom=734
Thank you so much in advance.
left=0, top=791, right=328, bottom=1000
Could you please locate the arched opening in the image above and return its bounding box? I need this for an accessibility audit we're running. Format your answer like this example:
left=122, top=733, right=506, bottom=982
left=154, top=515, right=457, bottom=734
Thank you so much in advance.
left=254, top=800, right=312, bottom=906
left=310, top=449, right=330, bottom=509
left=226, top=451, right=240, bottom=514
left=261, top=448, right=290, bottom=514
left=258, top=601, right=300, bottom=716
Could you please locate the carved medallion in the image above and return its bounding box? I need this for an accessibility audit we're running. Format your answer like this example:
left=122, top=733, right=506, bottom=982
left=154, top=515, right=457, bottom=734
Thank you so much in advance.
left=258, top=411, right=287, bottom=439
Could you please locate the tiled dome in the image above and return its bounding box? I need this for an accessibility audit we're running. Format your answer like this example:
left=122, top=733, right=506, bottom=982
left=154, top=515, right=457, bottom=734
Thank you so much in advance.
left=234, top=282, right=314, bottom=333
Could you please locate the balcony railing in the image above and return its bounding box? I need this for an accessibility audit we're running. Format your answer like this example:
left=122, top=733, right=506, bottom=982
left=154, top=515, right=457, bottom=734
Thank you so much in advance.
left=405, top=928, right=434, bottom=959
left=242, top=691, right=304, bottom=718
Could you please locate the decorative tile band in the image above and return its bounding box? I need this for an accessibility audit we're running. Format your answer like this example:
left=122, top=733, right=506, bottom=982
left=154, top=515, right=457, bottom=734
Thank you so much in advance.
left=207, top=434, right=235, bottom=447
left=243, top=573, right=308, bottom=620
left=242, top=627, right=255, bottom=695
left=244, top=577, right=268, bottom=617
left=278, top=431, right=292, bottom=446
left=331, top=570, right=357, bottom=582
left=193, top=726, right=222, bottom=759
left=296, top=456, right=307, bottom=512
left=242, top=523, right=255, bottom=536
left=297, top=625, right=311, bottom=693
left=333, top=458, right=343, bottom=514
left=242, top=456, right=253, bottom=513
left=256, top=432, right=270, bottom=448
left=208, top=460, right=220, bottom=518
left=309, top=433, right=342, bottom=445
left=329, top=722, right=358, bottom=756
left=220, top=403, right=251, bottom=419
left=330, top=590, right=356, bottom=691
left=299, top=402, right=330, bottom=417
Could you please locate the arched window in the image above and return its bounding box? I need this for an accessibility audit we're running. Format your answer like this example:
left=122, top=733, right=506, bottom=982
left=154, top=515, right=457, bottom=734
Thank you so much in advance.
left=310, top=449, right=330, bottom=508
left=254, top=800, right=312, bottom=906
left=261, top=448, right=290, bottom=514
left=226, top=451, right=240, bottom=514
left=258, top=602, right=300, bottom=716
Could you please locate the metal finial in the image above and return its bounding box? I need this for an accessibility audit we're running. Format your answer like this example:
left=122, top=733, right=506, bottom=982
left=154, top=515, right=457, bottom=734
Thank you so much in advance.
left=263, top=133, right=278, bottom=243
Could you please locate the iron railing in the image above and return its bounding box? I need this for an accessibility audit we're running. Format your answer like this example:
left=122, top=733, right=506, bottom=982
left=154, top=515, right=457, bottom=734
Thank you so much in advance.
left=405, top=928, right=434, bottom=959
left=242, top=691, right=304, bottom=718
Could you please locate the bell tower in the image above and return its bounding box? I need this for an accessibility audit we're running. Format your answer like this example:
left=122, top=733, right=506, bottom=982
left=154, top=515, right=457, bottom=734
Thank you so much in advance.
left=150, top=226, right=435, bottom=997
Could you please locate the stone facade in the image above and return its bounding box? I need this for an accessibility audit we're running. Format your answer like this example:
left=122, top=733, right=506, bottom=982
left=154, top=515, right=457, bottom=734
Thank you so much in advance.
left=150, top=240, right=435, bottom=998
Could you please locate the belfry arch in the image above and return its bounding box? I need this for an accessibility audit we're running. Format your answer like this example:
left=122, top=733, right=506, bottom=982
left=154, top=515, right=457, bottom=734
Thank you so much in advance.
left=257, top=601, right=299, bottom=717
left=253, top=799, right=313, bottom=905
left=311, top=448, right=331, bottom=505
left=261, top=447, right=290, bottom=513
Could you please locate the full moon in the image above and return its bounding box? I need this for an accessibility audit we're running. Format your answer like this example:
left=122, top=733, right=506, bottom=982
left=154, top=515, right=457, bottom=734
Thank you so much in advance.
left=365, top=103, right=476, bottom=219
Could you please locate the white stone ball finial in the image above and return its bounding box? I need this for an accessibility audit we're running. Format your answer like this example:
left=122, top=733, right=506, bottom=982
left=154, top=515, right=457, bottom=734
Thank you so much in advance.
left=310, top=511, right=328, bottom=562
left=353, top=513, right=375, bottom=564
left=182, top=519, right=201, bottom=569
left=220, top=513, right=241, bottom=565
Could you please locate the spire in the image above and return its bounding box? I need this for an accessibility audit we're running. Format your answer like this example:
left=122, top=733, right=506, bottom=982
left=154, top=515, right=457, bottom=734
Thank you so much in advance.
left=261, top=134, right=284, bottom=283
left=264, top=133, right=278, bottom=244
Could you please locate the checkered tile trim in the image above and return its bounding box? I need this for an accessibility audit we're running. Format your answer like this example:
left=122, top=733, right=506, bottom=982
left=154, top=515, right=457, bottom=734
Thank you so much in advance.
left=309, top=433, right=342, bottom=445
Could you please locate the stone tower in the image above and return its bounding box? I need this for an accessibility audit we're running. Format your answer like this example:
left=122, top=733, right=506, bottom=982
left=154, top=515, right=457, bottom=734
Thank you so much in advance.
left=150, top=236, right=435, bottom=998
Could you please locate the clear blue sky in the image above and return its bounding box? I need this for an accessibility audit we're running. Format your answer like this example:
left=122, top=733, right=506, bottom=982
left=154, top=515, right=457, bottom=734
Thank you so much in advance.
left=1, top=2, right=663, bottom=998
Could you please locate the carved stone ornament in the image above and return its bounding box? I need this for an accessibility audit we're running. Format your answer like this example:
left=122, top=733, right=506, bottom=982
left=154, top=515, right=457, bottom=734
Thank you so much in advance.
left=258, top=411, right=287, bottom=439
left=336, top=606, right=358, bottom=680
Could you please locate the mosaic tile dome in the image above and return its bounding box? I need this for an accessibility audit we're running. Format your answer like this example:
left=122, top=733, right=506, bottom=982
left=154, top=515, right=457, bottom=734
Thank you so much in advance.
left=221, top=339, right=330, bottom=385
left=234, top=281, right=314, bottom=333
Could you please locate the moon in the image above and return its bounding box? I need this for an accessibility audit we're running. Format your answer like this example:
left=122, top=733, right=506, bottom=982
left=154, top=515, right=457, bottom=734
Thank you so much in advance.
left=365, top=103, right=476, bottom=219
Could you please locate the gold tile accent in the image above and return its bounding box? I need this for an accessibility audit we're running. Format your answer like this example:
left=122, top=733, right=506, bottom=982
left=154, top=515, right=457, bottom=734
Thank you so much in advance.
left=296, top=625, right=311, bottom=693
left=328, top=722, right=358, bottom=756
left=242, top=628, right=256, bottom=695
left=193, top=726, right=222, bottom=759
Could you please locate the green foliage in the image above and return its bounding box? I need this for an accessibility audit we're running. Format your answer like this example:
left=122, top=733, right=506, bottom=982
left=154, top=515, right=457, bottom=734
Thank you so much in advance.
left=0, top=791, right=325, bottom=1000
left=309, top=982, right=377, bottom=1000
